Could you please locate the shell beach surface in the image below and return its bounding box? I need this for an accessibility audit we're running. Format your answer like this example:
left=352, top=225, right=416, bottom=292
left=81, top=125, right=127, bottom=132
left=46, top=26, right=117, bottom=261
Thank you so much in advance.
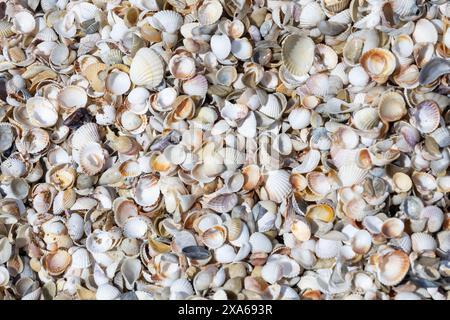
left=0, top=0, right=449, bottom=301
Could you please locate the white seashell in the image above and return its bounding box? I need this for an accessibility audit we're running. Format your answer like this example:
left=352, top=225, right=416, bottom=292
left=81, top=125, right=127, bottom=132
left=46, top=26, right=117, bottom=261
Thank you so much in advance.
left=86, top=230, right=114, bottom=253
left=261, top=261, right=283, bottom=284
left=121, top=258, right=141, bottom=289
left=123, top=217, right=149, bottom=239
left=351, top=230, right=371, bottom=254
left=150, top=10, right=183, bottom=33
left=1, top=157, right=27, bottom=177
left=410, top=100, right=440, bottom=134
left=282, top=35, right=315, bottom=76
left=437, top=231, right=450, bottom=252
left=0, top=238, right=12, bottom=264
left=198, top=0, right=223, bottom=25
left=134, top=176, right=160, bottom=207
left=26, top=97, right=58, bottom=128
left=291, top=248, right=316, bottom=268
left=129, top=48, right=164, bottom=89
left=13, top=11, right=36, bottom=34
left=57, top=86, right=88, bottom=109
left=106, top=70, right=131, bottom=95
left=348, top=66, right=370, bottom=87
left=0, top=266, right=10, bottom=287
left=421, top=206, right=444, bottom=233
left=231, top=38, right=253, bottom=60
left=315, top=238, right=341, bottom=259
left=71, top=248, right=91, bottom=269
left=214, top=244, right=236, bottom=263
left=170, top=278, right=194, bottom=298
left=249, top=232, right=272, bottom=253
left=411, top=232, right=437, bottom=253
left=299, top=2, right=325, bottom=28
left=376, top=250, right=410, bottom=286
left=337, top=163, right=368, bottom=187
left=292, top=149, right=321, bottom=174
left=211, top=34, right=231, bottom=60
left=79, top=142, right=106, bottom=176
left=96, top=284, right=120, bottom=300
left=182, top=75, right=208, bottom=97
left=237, top=111, right=257, bottom=138
left=381, top=218, right=404, bottom=238
left=413, top=19, right=438, bottom=44
left=264, top=170, right=292, bottom=203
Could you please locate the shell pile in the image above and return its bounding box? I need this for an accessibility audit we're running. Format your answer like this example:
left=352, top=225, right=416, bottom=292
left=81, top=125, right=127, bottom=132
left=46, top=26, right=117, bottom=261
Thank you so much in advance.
left=0, top=0, right=449, bottom=301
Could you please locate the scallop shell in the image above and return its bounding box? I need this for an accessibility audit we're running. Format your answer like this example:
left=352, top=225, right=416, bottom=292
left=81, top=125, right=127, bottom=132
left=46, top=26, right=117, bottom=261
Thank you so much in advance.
left=211, top=34, right=231, bottom=60
left=410, top=100, right=440, bottom=134
left=43, top=250, right=71, bottom=276
left=129, top=48, right=164, bottom=89
left=71, top=248, right=91, bottom=269
left=315, top=238, right=341, bottom=259
left=249, top=232, right=273, bottom=254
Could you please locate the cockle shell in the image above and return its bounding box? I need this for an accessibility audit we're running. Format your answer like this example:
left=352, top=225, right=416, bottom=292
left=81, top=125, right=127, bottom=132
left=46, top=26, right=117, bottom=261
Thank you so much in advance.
left=282, top=35, right=315, bottom=76
left=129, top=48, right=164, bottom=89
left=375, top=250, right=410, bottom=286
left=360, top=48, right=396, bottom=84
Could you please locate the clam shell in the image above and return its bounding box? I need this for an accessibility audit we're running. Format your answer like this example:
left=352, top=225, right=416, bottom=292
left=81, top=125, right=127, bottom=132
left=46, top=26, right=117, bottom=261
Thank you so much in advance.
left=413, top=19, right=438, bottom=44
left=264, top=170, right=292, bottom=203
left=201, top=225, right=227, bottom=249
left=378, top=92, right=406, bottom=122
left=43, top=250, right=71, bottom=276
left=79, top=142, right=106, bottom=176
left=129, top=48, right=164, bottom=89
left=315, top=238, right=341, bottom=259
left=211, top=34, right=231, bottom=60
left=338, top=163, right=368, bottom=187
left=13, top=11, right=36, bottom=34
left=282, top=35, right=315, bottom=76
left=150, top=10, right=183, bottom=34
left=198, top=0, right=223, bottom=25
left=96, top=284, right=120, bottom=300
left=410, top=100, right=440, bottom=134
left=26, top=97, right=58, bottom=128
left=376, top=250, right=410, bottom=286
left=360, top=48, right=396, bottom=84
left=351, top=230, right=372, bottom=254
left=249, top=232, right=273, bottom=253
left=411, top=232, right=437, bottom=253
left=299, top=2, right=325, bottom=28
left=381, top=218, right=405, bottom=238
left=71, top=248, right=91, bottom=269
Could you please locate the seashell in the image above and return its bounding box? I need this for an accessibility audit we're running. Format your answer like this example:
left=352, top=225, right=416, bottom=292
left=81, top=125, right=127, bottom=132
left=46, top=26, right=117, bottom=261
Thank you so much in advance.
left=96, top=284, right=120, bottom=300
left=392, top=172, right=412, bottom=193
left=410, top=100, right=440, bottom=134
left=282, top=35, right=315, bottom=76
left=71, top=248, right=91, bottom=269
left=214, top=244, right=236, bottom=264
left=205, top=193, right=238, bottom=213
left=201, top=225, right=227, bottom=249
left=13, top=11, right=36, bottom=34
left=322, top=0, right=351, bottom=13
left=351, top=230, right=371, bottom=255
left=216, top=66, right=237, bottom=86
left=0, top=266, right=10, bottom=287
left=421, top=206, right=444, bottom=233
left=0, top=238, right=12, bottom=265
left=375, top=250, right=410, bottom=286
left=106, top=70, right=131, bottom=95
left=264, top=170, right=292, bottom=203
left=418, top=58, right=450, bottom=86
left=299, top=2, right=325, bottom=28
left=150, top=10, right=183, bottom=34
left=352, top=107, right=380, bottom=131
left=378, top=92, right=406, bottom=122
left=231, top=38, right=253, bottom=60
left=123, top=217, right=149, bottom=239
left=315, top=238, right=341, bottom=259
left=43, top=250, right=71, bottom=276
left=170, top=278, right=194, bottom=298
left=413, top=19, right=438, bottom=44
left=1, top=157, right=27, bottom=178
left=288, top=108, right=311, bottom=130
left=129, top=48, right=164, bottom=89
left=183, top=75, right=208, bottom=97
left=291, top=219, right=311, bottom=242
left=26, top=97, right=58, bottom=128
left=293, top=149, right=321, bottom=174
left=169, top=55, right=196, bottom=80
left=307, top=172, right=331, bottom=196
left=411, top=233, right=437, bottom=253
left=198, top=0, right=223, bottom=25
left=249, top=232, right=272, bottom=253
left=338, top=163, right=367, bottom=187
left=121, top=258, right=141, bottom=289
left=57, top=86, right=88, bottom=110
left=211, top=34, right=231, bottom=60
left=381, top=218, right=404, bottom=238
left=360, top=48, right=396, bottom=84
left=437, top=231, right=450, bottom=252
left=79, top=142, right=106, bottom=176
